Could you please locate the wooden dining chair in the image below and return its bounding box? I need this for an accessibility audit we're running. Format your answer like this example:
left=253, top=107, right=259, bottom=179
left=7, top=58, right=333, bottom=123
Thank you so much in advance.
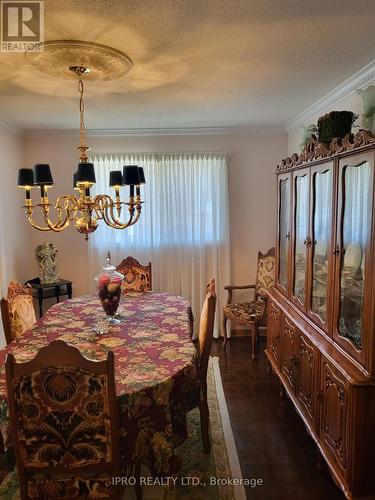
left=198, top=278, right=216, bottom=454
left=1, top=281, right=36, bottom=345
left=222, top=247, right=275, bottom=358
left=5, top=340, right=123, bottom=499
left=116, top=256, right=152, bottom=293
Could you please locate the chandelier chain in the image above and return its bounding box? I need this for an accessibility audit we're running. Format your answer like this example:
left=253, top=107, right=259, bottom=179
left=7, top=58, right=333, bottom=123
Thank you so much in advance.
left=78, top=78, right=86, bottom=152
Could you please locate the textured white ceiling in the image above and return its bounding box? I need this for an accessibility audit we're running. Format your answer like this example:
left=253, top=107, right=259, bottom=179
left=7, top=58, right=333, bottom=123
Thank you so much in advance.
left=0, top=0, right=375, bottom=130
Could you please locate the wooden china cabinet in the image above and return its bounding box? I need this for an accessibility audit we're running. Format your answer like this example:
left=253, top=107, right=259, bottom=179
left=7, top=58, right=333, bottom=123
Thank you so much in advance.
left=266, top=130, right=375, bottom=500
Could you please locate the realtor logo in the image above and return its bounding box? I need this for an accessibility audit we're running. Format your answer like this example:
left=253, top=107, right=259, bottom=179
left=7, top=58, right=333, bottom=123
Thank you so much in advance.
left=1, top=0, right=44, bottom=52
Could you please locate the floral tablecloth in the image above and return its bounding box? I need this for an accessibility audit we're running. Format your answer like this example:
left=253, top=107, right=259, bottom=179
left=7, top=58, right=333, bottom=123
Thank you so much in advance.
left=0, top=292, right=200, bottom=475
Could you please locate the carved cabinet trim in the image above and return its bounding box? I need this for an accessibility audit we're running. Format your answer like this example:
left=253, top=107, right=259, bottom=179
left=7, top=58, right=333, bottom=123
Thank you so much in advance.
left=320, top=359, right=348, bottom=471
left=296, top=333, right=317, bottom=427
left=267, top=300, right=281, bottom=366
left=281, top=316, right=298, bottom=391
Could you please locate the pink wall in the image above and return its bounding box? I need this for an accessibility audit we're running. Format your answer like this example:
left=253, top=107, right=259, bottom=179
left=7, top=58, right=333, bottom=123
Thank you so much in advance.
left=0, top=130, right=31, bottom=286
left=0, top=128, right=31, bottom=346
left=23, top=133, right=287, bottom=301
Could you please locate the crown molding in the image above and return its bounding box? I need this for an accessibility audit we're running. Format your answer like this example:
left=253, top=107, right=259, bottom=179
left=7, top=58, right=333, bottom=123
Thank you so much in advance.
left=24, top=125, right=286, bottom=138
left=286, top=58, right=375, bottom=131
left=0, top=116, right=24, bottom=136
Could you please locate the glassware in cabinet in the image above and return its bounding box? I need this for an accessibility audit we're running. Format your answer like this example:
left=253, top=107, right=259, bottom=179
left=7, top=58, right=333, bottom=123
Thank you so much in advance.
left=308, top=163, right=334, bottom=332
left=292, top=169, right=310, bottom=308
left=276, top=173, right=292, bottom=294
left=333, top=152, right=374, bottom=370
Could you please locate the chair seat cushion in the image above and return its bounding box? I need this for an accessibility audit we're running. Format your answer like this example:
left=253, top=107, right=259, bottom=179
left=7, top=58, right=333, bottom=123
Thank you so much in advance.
left=223, top=300, right=265, bottom=324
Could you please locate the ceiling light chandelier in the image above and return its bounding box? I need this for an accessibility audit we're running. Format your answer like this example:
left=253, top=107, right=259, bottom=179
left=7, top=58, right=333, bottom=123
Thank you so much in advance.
left=17, top=65, right=145, bottom=240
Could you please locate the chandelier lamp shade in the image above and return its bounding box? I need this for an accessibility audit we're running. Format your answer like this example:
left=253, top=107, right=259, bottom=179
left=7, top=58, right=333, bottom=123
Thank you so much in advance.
left=17, top=65, right=145, bottom=240
left=109, top=170, right=123, bottom=188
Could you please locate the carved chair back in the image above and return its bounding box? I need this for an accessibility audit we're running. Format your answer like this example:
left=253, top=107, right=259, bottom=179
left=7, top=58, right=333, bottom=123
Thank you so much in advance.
left=116, top=256, right=152, bottom=293
left=255, top=247, right=276, bottom=301
left=198, top=279, right=216, bottom=385
left=1, top=281, right=36, bottom=345
left=5, top=340, right=121, bottom=499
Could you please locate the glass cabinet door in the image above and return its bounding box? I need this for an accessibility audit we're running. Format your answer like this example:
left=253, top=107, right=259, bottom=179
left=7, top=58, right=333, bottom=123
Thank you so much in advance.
left=277, top=174, right=291, bottom=293
left=293, top=169, right=310, bottom=308
left=334, top=153, right=374, bottom=366
left=309, top=164, right=333, bottom=329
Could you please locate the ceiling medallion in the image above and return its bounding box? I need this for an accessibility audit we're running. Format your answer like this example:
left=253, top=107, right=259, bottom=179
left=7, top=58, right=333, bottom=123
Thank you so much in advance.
left=26, top=40, right=132, bottom=81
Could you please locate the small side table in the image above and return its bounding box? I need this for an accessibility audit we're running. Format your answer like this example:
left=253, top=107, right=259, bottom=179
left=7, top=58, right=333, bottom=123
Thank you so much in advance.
left=26, top=278, right=73, bottom=318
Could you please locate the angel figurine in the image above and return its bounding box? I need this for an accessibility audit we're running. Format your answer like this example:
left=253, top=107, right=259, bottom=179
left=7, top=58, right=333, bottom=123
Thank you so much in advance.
left=35, top=243, right=59, bottom=284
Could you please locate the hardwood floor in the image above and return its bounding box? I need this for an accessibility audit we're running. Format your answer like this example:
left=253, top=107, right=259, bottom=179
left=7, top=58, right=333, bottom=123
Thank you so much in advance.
left=211, top=336, right=345, bottom=500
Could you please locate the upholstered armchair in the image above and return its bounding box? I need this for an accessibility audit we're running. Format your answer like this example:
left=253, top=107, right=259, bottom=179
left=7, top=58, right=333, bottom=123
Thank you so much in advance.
left=1, top=281, right=37, bottom=345
left=222, top=248, right=275, bottom=359
left=116, top=256, right=152, bottom=293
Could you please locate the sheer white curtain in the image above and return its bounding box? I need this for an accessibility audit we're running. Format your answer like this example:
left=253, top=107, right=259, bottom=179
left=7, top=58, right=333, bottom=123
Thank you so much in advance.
left=88, top=152, right=230, bottom=338
left=314, top=172, right=331, bottom=239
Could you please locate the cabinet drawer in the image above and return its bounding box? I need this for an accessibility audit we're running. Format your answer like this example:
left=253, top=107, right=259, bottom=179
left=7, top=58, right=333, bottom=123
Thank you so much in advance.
left=320, top=358, right=348, bottom=472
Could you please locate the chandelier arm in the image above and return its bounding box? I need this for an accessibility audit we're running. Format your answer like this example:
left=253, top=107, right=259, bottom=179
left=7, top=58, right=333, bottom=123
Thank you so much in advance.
left=122, top=197, right=143, bottom=227
left=56, top=194, right=79, bottom=223
left=22, top=202, right=54, bottom=231
left=104, top=205, right=133, bottom=229
left=93, top=207, right=104, bottom=220
left=42, top=209, right=71, bottom=232
left=92, top=194, right=134, bottom=229
left=93, top=194, right=111, bottom=214
left=106, top=197, right=140, bottom=229
left=106, top=196, right=145, bottom=229
left=92, top=195, right=119, bottom=228
left=91, top=201, right=127, bottom=229
left=108, top=199, right=134, bottom=228
left=37, top=197, right=73, bottom=232
left=128, top=206, right=142, bottom=227
left=105, top=217, right=132, bottom=229
left=26, top=214, right=54, bottom=231
left=58, top=194, right=79, bottom=214
left=108, top=216, right=133, bottom=229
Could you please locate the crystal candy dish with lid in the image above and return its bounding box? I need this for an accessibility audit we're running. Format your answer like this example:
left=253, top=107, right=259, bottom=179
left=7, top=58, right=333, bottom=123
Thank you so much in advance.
left=95, top=251, right=123, bottom=323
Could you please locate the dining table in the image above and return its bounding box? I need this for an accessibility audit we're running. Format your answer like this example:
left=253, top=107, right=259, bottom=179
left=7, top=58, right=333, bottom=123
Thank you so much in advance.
left=0, top=291, right=201, bottom=476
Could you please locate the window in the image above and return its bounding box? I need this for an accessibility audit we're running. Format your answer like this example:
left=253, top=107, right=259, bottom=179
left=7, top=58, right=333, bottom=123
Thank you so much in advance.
left=88, top=152, right=230, bottom=338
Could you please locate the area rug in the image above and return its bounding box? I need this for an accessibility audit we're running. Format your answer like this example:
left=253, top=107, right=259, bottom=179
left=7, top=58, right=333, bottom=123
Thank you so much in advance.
left=127, top=356, right=246, bottom=500
left=0, top=357, right=246, bottom=500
